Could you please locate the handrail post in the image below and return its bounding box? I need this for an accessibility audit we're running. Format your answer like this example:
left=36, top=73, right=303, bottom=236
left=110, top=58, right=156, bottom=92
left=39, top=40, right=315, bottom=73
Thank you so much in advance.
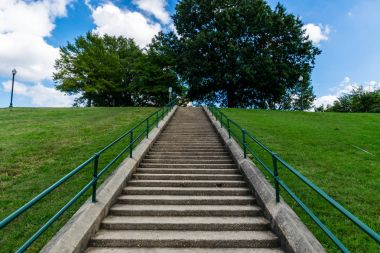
left=156, top=111, right=159, bottom=128
left=129, top=131, right=133, bottom=158
left=242, top=129, right=247, bottom=158
left=146, top=118, right=149, bottom=138
left=272, top=153, right=280, bottom=203
left=92, top=153, right=99, bottom=203
left=227, top=119, right=231, bottom=138
left=220, top=112, right=223, bottom=128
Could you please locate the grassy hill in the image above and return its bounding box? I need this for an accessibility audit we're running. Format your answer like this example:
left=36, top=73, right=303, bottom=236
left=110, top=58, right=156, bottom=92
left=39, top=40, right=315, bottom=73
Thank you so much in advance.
left=0, top=107, right=156, bottom=252
left=222, top=109, right=380, bottom=252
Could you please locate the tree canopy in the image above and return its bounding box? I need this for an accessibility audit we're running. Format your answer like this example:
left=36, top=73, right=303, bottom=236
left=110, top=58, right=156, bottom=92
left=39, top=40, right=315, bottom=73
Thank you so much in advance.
left=54, top=1, right=321, bottom=110
left=54, top=32, right=181, bottom=107
left=167, top=0, right=320, bottom=108
left=326, top=87, right=380, bottom=113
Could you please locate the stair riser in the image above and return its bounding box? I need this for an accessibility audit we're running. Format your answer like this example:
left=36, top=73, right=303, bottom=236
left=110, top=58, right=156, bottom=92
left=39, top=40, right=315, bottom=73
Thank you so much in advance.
left=127, top=181, right=246, bottom=188
left=101, top=223, right=269, bottom=231
left=122, top=189, right=250, bottom=196
left=148, top=152, right=230, bottom=156
left=152, top=145, right=225, bottom=149
left=89, top=239, right=280, bottom=248
left=151, top=147, right=225, bottom=150
left=108, top=209, right=262, bottom=217
left=136, top=169, right=239, bottom=174
left=145, top=156, right=232, bottom=159
left=142, top=160, right=234, bottom=165
left=117, top=199, right=255, bottom=205
left=133, top=175, right=243, bottom=180
left=139, top=164, right=236, bottom=169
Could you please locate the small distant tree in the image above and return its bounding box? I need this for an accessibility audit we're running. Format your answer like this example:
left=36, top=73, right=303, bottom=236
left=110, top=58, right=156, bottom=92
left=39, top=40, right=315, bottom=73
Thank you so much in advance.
left=327, top=87, right=380, bottom=112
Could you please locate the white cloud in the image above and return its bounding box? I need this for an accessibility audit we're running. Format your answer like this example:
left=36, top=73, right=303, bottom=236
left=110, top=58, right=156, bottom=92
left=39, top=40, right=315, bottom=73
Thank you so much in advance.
left=303, top=23, right=330, bottom=44
left=133, top=0, right=170, bottom=24
left=91, top=3, right=161, bottom=47
left=2, top=80, right=76, bottom=107
left=314, top=95, right=338, bottom=108
left=314, top=77, right=380, bottom=108
left=0, top=0, right=71, bottom=82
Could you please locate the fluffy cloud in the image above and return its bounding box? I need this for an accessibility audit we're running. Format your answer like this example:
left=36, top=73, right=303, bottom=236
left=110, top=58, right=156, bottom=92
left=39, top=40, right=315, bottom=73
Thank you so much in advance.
left=314, top=77, right=380, bottom=107
left=91, top=3, right=161, bottom=47
left=133, top=0, right=170, bottom=24
left=303, top=23, right=330, bottom=44
left=2, top=80, right=76, bottom=107
left=0, top=0, right=71, bottom=82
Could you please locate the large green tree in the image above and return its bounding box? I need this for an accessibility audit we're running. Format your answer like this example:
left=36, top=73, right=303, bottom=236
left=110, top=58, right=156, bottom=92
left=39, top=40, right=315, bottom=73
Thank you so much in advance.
left=170, top=0, right=320, bottom=108
left=54, top=32, right=180, bottom=107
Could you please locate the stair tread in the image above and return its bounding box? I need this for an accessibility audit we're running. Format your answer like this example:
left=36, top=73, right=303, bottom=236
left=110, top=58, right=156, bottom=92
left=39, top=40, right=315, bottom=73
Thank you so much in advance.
left=111, top=204, right=261, bottom=211
left=119, top=195, right=254, bottom=200
left=86, top=247, right=284, bottom=253
left=124, top=187, right=249, bottom=191
left=91, top=230, right=279, bottom=241
left=102, top=216, right=269, bottom=224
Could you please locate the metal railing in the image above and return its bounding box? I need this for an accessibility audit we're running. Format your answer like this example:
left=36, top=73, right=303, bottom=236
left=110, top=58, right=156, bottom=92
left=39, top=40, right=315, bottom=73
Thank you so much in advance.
left=208, top=106, right=380, bottom=253
left=0, top=99, right=177, bottom=253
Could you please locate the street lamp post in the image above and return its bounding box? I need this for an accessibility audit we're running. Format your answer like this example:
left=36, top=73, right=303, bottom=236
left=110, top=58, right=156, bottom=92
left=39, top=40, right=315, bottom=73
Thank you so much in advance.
left=298, top=75, right=304, bottom=111
left=168, top=86, right=172, bottom=103
left=9, top=69, right=17, bottom=108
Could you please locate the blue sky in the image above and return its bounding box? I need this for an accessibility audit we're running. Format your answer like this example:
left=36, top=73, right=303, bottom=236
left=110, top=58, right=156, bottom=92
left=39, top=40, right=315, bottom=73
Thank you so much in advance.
left=1, top=0, right=380, bottom=107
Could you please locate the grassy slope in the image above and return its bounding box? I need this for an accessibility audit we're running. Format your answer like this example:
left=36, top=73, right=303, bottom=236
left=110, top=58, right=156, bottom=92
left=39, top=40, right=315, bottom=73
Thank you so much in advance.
left=222, top=109, right=380, bottom=252
left=0, top=107, right=156, bottom=253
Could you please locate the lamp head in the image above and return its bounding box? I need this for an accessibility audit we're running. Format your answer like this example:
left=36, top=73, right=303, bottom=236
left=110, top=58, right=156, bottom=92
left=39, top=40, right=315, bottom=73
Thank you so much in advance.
left=12, top=69, right=17, bottom=75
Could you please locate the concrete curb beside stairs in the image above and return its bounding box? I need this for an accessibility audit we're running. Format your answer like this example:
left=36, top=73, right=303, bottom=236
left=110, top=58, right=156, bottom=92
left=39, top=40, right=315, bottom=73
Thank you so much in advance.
left=203, top=107, right=326, bottom=253
left=41, top=106, right=178, bottom=253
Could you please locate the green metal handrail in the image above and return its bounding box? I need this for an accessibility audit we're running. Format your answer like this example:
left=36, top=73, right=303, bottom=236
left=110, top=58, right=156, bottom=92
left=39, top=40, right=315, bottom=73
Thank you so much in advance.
left=208, top=106, right=380, bottom=253
left=0, top=99, right=177, bottom=253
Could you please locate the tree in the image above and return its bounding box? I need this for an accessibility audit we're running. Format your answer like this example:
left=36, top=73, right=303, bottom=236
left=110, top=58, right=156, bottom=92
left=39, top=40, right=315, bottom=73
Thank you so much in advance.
left=171, top=0, right=320, bottom=108
left=54, top=33, right=142, bottom=106
left=327, top=87, right=380, bottom=113
left=130, top=32, right=182, bottom=106
left=54, top=32, right=181, bottom=107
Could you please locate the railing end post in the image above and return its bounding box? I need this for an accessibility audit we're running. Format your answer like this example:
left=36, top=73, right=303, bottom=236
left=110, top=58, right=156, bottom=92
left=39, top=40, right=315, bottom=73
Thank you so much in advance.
left=242, top=129, right=247, bottom=158
left=92, top=153, right=100, bottom=203
left=129, top=131, right=133, bottom=158
left=272, top=153, right=280, bottom=203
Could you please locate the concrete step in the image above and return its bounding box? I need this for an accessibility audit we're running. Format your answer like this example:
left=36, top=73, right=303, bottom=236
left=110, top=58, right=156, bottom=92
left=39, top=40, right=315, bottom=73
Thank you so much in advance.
left=89, top=230, right=280, bottom=248
left=117, top=195, right=255, bottom=205
left=150, top=148, right=227, bottom=152
left=127, top=180, right=247, bottom=188
left=139, top=164, right=236, bottom=169
left=123, top=187, right=250, bottom=196
left=145, top=155, right=232, bottom=159
left=148, top=151, right=230, bottom=156
left=136, top=168, right=239, bottom=175
left=158, top=137, right=220, bottom=140
left=86, top=247, right=284, bottom=253
left=109, top=204, right=262, bottom=217
left=152, top=145, right=225, bottom=149
left=101, top=216, right=270, bottom=231
left=133, top=174, right=243, bottom=181
left=142, top=159, right=234, bottom=164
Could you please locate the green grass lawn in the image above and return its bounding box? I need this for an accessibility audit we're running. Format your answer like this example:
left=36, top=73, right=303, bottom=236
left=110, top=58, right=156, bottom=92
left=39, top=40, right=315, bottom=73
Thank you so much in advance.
left=221, top=109, right=380, bottom=252
left=0, top=107, right=157, bottom=253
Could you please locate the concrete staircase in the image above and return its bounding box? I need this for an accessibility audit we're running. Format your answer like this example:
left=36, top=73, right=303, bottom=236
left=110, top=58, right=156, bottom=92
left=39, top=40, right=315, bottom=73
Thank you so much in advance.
left=86, top=107, right=283, bottom=252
